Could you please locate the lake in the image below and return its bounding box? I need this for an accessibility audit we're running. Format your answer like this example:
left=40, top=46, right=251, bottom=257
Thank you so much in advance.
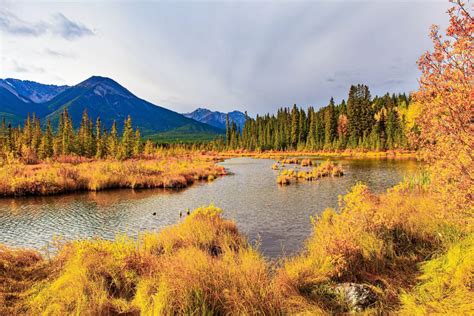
left=0, top=157, right=419, bottom=258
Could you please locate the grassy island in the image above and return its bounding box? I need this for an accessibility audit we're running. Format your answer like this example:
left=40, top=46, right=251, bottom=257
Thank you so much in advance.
left=276, top=161, right=344, bottom=185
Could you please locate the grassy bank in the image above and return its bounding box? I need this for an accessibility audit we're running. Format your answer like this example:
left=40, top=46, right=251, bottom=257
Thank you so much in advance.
left=1, top=179, right=471, bottom=314
left=0, top=152, right=225, bottom=197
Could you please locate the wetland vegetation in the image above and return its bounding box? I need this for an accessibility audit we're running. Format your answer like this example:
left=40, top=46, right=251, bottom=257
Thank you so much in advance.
left=0, top=1, right=472, bottom=314
left=276, top=161, right=344, bottom=185
left=0, top=150, right=225, bottom=197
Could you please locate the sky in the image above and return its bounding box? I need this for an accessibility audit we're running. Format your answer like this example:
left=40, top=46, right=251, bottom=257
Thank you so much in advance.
left=0, top=0, right=449, bottom=116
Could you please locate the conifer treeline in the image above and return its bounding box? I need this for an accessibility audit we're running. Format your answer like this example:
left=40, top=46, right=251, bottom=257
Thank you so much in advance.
left=226, top=84, right=412, bottom=151
left=0, top=109, right=154, bottom=161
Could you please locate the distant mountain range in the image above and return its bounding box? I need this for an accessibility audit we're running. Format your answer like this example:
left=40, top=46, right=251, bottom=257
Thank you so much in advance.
left=183, top=108, right=247, bottom=131
left=0, top=76, right=225, bottom=141
left=0, top=79, right=69, bottom=104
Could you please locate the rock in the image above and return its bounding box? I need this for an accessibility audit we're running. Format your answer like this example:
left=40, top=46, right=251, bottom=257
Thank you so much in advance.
left=335, top=283, right=378, bottom=312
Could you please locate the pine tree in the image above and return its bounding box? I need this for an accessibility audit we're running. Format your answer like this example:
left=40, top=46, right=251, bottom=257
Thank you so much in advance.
left=108, top=121, right=119, bottom=159
left=290, top=104, right=299, bottom=149
left=23, top=113, right=33, bottom=149
left=78, top=110, right=90, bottom=156
left=386, top=108, right=400, bottom=149
left=61, top=109, right=75, bottom=155
left=324, top=98, right=337, bottom=148
left=121, top=116, right=134, bottom=159
left=225, top=114, right=230, bottom=146
left=133, top=129, right=142, bottom=157
left=31, top=115, right=42, bottom=154
left=95, top=118, right=106, bottom=159
left=39, top=119, right=54, bottom=159
left=307, top=107, right=317, bottom=150
left=144, top=139, right=154, bottom=156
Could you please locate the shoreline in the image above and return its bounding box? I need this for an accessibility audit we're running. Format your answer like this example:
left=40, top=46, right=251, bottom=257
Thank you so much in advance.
left=216, top=149, right=418, bottom=159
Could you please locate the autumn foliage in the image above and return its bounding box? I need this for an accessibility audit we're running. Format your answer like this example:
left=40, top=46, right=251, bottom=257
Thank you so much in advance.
left=413, top=0, right=473, bottom=214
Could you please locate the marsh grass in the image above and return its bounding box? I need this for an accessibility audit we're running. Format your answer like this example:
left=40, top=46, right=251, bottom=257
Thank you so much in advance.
left=276, top=161, right=344, bottom=185
left=0, top=245, right=50, bottom=315
left=300, top=159, right=312, bottom=167
left=0, top=153, right=225, bottom=197
left=0, top=206, right=282, bottom=315
left=400, top=234, right=474, bottom=314
left=278, top=181, right=470, bottom=312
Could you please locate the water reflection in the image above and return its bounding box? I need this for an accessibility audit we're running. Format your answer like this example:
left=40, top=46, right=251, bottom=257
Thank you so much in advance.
left=0, top=157, right=419, bottom=257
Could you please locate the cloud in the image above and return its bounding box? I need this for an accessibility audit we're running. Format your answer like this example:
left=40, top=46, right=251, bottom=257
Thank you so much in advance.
left=382, top=79, right=405, bottom=86
left=0, top=10, right=47, bottom=36
left=11, top=60, right=45, bottom=73
left=0, top=1, right=448, bottom=114
left=45, top=48, right=76, bottom=58
left=51, top=13, right=94, bottom=40
left=0, top=10, right=94, bottom=40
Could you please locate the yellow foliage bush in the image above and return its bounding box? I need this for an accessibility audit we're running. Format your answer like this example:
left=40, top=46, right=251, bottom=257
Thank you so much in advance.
left=279, top=181, right=467, bottom=311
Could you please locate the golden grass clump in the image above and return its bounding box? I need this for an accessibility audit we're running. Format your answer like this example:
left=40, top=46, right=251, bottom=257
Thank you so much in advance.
left=276, top=174, right=292, bottom=185
left=310, top=161, right=344, bottom=178
left=11, top=205, right=282, bottom=315
left=281, top=157, right=300, bottom=164
left=141, top=205, right=245, bottom=256
left=0, top=153, right=226, bottom=197
left=277, top=161, right=344, bottom=185
left=272, top=163, right=279, bottom=170
left=28, top=236, right=149, bottom=315
left=278, top=181, right=468, bottom=312
left=277, top=169, right=297, bottom=185
left=135, top=205, right=281, bottom=314
left=0, top=245, right=49, bottom=315
left=134, top=246, right=280, bottom=315
left=301, top=159, right=312, bottom=167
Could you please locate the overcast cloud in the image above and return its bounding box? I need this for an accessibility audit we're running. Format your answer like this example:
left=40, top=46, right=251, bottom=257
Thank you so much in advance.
left=0, top=1, right=448, bottom=115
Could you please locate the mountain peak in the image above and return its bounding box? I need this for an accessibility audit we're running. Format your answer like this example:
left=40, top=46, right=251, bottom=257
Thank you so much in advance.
left=77, top=76, right=135, bottom=98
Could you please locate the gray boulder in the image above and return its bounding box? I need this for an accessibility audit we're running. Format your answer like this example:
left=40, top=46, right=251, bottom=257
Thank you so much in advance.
left=335, top=283, right=379, bottom=312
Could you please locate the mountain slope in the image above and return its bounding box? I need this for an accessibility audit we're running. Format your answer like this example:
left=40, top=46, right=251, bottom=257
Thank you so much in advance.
left=184, top=108, right=247, bottom=130
left=43, top=76, right=223, bottom=137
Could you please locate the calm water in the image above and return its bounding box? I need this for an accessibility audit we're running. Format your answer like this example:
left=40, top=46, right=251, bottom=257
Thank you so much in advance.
left=0, top=158, right=419, bottom=257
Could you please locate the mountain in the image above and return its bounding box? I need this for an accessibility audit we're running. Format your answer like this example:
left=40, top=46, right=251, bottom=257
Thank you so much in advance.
left=0, top=81, right=38, bottom=125
left=184, top=108, right=248, bottom=130
left=0, top=76, right=224, bottom=140
left=0, top=78, right=68, bottom=103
